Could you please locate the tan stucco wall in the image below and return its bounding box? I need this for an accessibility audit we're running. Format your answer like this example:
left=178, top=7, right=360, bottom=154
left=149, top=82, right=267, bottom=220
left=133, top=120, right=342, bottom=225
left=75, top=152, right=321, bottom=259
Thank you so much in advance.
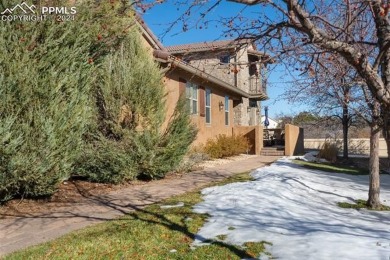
left=163, top=71, right=235, bottom=146
left=285, top=124, right=304, bottom=156
left=233, top=125, right=263, bottom=154
left=191, top=91, right=234, bottom=146
left=304, top=138, right=388, bottom=157
left=138, top=28, right=263, bottom=152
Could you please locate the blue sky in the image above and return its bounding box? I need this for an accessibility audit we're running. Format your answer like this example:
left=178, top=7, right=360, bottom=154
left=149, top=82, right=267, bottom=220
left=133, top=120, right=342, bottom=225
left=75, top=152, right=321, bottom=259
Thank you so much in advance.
left=142, top=1, right=309, bottom=118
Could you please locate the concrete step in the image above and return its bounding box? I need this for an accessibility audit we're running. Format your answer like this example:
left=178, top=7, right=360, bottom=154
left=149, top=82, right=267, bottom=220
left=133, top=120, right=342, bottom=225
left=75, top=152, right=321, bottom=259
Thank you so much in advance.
left=260, top=149, right=285, bottom=156
left=262, top=147, right=284, bottom=151
left=260, top=147, right=284, bottom=156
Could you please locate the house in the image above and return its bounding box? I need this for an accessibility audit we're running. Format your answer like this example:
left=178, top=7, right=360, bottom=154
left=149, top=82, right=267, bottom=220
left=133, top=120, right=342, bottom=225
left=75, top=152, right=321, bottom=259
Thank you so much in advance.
left=261, top=115, right=279, bottom=129
left=165, top=40, right=271, bottom=127
left=136, top=16, right=303, bottom=155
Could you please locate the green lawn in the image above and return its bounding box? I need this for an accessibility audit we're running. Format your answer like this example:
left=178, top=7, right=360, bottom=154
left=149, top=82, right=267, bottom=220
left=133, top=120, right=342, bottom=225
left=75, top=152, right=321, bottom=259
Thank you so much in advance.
left=5, top=173, right=271, bottom=260
left=338, top=200, right=390, bottom=211
left=292, top=159, right=369, bottom=175
left=292, top=160, right=390, bottom=211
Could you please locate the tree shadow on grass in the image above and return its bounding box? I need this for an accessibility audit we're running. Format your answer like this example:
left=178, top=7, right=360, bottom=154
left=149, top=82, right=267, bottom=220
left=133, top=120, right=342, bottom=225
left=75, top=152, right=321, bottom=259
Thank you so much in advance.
left=1, top=172, right=268, bottom=259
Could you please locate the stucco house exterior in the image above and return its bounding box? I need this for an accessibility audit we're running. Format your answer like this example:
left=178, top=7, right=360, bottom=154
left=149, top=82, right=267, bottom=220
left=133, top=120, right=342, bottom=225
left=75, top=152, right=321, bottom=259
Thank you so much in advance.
left=164, top=40, right=271, bottom=127
left=136, top=16, right=303, bottom=155
left=137, top=17, right=267, bottom=152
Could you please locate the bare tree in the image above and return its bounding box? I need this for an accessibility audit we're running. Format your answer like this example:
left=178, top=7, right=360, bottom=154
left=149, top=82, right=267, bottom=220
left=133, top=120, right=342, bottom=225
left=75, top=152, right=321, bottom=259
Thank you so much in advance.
left=148, top=0, right=390, bottom=208
left=285, top=53, right=366, bottom=159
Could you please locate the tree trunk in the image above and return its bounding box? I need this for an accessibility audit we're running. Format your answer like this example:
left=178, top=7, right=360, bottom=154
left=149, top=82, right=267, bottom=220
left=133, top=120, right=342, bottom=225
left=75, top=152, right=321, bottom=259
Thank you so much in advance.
left=342, top=102, right=349, bottom=159
left=381, top=107, right=390, bottom=173
left=367, top=101, right=381, bottom=209
left=386, top=137, right=390, bottom=173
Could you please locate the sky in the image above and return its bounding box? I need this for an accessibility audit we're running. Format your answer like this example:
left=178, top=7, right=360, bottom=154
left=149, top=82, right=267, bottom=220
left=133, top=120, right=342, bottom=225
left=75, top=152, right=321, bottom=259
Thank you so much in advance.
left=142, top=1, right=310, bottom=119
left=191, top=155, right=390, bottom=259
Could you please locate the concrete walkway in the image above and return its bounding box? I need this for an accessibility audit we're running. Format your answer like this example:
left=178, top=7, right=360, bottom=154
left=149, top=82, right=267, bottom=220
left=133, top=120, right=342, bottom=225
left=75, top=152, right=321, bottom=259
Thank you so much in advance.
left=0, top=155, right=280, bottom=257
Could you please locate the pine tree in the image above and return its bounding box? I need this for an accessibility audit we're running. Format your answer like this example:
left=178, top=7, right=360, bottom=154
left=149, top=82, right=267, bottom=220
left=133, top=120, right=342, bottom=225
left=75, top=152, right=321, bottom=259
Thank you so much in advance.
left=0, top=0, right=133, bottom=201
left=77, top=30, right=197, bottom=182
left=0, top=0, right=197, bottom=201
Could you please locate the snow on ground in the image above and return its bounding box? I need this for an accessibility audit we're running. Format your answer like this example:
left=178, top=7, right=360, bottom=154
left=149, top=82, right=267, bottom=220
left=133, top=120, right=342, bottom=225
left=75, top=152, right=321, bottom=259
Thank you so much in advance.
left=193, top=157, right=390, bottom=260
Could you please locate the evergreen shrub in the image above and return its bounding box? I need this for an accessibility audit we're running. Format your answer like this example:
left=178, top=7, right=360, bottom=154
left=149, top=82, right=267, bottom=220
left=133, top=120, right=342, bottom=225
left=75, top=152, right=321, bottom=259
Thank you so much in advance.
left=133, top=98, right=198, bottom=179
left=0, top=0, right=197, bottom=201
left=74, top=138, right=137, bottom=184
left=0, top=1, right=103, bottom=201
left=77, top=32, right=197, bottom=181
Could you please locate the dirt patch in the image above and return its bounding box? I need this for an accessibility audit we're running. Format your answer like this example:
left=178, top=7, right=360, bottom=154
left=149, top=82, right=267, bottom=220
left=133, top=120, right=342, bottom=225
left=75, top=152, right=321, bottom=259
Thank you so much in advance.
left=0, top=174, right=187, bottom=218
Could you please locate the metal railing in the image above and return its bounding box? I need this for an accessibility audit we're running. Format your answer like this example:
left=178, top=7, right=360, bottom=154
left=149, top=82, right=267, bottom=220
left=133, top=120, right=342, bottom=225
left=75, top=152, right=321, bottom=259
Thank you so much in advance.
left=248, top=75, right=267, bottom=94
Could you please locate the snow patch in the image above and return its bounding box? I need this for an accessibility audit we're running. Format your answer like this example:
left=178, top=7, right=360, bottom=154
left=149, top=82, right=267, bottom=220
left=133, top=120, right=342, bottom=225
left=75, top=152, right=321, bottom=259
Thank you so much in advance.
left=192, top=157, right=390, bottom=259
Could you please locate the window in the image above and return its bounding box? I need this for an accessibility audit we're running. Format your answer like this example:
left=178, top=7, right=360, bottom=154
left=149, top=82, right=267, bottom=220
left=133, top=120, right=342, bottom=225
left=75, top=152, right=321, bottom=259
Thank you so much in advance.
left=186, top=82, right=198, bottom=114
left=220, top=54, right=230, bottom=64
left=205, top=89, right=211, bottom=124
left=249, top=99, right=258, bottom=108
left=225, top=95, right=229, bottom=126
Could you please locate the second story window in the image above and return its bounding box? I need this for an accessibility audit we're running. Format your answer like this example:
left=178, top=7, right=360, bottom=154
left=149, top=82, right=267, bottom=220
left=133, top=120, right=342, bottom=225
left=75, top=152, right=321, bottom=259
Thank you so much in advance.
left=186, top=82, right=198, bottom=114
left=220, top=54, right=230, bottom=64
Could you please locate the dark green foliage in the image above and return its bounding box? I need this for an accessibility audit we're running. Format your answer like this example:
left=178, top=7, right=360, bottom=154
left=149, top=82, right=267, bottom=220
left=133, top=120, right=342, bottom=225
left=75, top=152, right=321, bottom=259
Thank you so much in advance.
left=74, top=139, right=137, bottom=184
left=0, top=1, right=197, bottom=200
left=133, top=98, right=198, bottom=179
left=204, top=134, right=251, bottom=159
left=78, top=40, right=197, bottom=180
left=0, top=1, right=105, bottom=201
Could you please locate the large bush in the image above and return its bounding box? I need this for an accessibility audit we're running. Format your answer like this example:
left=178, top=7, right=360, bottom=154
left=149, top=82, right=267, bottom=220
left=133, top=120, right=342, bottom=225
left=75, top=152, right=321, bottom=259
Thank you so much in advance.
left=0, top=1, right=106, bottom=201
left=131, top=98, right=198, bottom=179
left=204, top=134, right=251, bottom=159
left=0, top=1, right=197, bottom=201
left=76, top=34, right=197, bottom=181
left=0, top=1, right=145, bottom=200
left=318, top=141, right=339, bottom=162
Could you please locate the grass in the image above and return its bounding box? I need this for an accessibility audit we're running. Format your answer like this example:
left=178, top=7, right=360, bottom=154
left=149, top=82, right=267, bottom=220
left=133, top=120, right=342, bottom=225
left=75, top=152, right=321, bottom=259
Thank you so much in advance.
left=338, top=200, right=390, bottom=211
left=5, top=172, right=271, bottom=260
left=292, top=159, right=369, bottom=175
left=293, top=160, right=390, bottom=211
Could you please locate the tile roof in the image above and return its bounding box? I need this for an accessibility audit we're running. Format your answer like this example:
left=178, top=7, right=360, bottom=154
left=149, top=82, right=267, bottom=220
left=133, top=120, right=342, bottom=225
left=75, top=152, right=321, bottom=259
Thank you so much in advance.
left=135, top=13, right=165, bottom=50
left=165, top=39, right=251, bottom=54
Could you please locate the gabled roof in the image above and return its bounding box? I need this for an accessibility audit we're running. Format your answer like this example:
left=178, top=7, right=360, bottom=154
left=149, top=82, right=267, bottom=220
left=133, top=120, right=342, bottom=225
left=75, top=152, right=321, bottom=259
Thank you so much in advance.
left=134, top=13, right=165, bottom=51
left=165, top=39, right=251, bottom=54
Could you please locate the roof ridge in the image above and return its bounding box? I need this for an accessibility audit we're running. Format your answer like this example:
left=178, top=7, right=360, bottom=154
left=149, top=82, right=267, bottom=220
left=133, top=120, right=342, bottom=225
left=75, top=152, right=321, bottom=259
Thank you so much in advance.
left=165, top=39, right=252, bottom=54
left=166, top=39, right=237, bottom=47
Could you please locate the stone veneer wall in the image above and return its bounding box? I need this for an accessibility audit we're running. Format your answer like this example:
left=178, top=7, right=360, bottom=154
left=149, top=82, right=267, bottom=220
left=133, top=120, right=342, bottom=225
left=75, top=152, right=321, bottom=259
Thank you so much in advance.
left=181, top=46, right=259, bottom=127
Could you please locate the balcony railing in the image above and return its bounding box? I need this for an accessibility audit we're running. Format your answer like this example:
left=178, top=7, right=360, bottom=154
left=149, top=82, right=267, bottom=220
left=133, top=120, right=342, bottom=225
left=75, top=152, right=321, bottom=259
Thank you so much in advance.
left=248, top=75, right=267, bottom=95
